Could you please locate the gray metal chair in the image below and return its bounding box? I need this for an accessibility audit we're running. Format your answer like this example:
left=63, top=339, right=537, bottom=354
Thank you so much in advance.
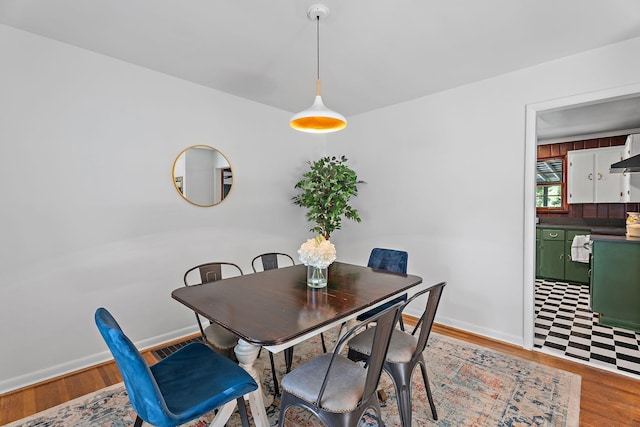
left=183, top=262, right=243, bottom=360
left=278, top=302, right=403, bottom=427
left=251, top=252, right=295, bottom=273
left=251, top=252, right=327, bottom=396
left=347, top=281, right=446, bottom=426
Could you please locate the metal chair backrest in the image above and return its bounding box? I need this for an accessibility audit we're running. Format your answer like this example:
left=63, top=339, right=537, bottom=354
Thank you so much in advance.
left=410, top=281, right=446, bottom=356
left=183, top=262, right=243, bottom=337
left=317, top=301, right=402, bottom=408
left=251, top=252, right=295, bottom=273
left=184, top=261, right=243, bottom=286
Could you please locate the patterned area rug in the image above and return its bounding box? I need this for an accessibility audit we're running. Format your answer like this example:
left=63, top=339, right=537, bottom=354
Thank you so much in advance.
left=6, top=330, right=581, bottom=426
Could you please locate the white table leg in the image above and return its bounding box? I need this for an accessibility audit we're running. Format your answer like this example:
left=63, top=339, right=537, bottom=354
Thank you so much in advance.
left=234, top=339, right=272, bottom=427
left=208, top=401, right=237, bottom=427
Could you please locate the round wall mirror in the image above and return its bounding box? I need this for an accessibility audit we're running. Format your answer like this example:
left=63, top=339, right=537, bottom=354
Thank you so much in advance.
left=172, top=145, right=233, bottom=207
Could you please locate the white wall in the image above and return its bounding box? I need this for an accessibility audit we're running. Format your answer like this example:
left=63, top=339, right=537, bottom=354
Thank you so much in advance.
left=3, top=21, right=640, bottom=394
left=328, top=36, right=640, bottom=344
left=0, top=25, right=327, bottom=393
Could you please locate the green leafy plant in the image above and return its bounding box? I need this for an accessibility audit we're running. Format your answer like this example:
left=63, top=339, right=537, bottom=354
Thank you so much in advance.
left=293, top=155, right=364, bottom=240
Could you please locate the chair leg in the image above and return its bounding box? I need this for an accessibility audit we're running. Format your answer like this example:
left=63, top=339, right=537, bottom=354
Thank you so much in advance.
left=284, top=347, right=294, bottom=373
left=133, top=415, right=143, bottom=427
left=396, top=381, right=413, bottom=427
left=269, top=352, right=280, bottom=395
left=419, top=362, right=438, bottom=420
left=236, top=397, right=251, bottom=427
left=320, top=333, right=327, bottom=353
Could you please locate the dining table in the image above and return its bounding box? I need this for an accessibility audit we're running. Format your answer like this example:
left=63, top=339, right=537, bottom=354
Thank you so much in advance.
left=171, top=261, right=428, bottom=427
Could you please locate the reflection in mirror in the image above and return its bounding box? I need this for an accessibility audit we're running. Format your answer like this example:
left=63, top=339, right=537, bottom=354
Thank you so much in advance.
left=172, top=145, right=233, bottom=207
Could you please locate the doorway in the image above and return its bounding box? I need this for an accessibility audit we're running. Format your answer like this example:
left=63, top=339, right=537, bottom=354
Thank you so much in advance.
left=524, top=83, right=640, bottom=377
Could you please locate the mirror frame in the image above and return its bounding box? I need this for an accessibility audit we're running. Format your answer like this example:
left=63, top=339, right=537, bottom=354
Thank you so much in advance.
left=172, top=145, right=233, bottom=207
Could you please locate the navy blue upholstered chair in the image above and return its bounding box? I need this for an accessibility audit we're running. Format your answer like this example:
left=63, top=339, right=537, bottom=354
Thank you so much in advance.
left=357, top=248, right=409, bottom=330
left=347, top=282, right=446, bottom=427
left=95, top=307, right=257, bottom=427
left=278, top=302, right=403, bottom=427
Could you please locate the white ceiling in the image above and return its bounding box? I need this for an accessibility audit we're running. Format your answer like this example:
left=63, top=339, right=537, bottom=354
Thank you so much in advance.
left=537, top=95, right=640, bottom=143
left=2, top=0, right=640, bottom=138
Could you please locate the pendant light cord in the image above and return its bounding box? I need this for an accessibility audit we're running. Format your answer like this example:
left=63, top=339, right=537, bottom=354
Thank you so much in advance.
left=316, top=16, right=320, bottom=81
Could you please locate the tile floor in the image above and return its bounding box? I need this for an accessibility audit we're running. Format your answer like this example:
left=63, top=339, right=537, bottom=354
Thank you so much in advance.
left=534, top=279, right=640, bottom=377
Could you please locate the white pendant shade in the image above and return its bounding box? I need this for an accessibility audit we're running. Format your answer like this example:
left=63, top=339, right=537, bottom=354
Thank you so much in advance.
left=290, top=4, right=347, bottom=134
left=290, top=81, right=347, bottom=133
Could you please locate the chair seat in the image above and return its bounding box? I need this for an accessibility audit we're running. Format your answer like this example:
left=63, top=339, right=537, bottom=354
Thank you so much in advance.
left=150, top=342, right=256, bottom=420
left=348, top=327, right=417, bottom=363
left=204, top=323, right=239, bottom=349
left=281, top=353, right=366, bottom=413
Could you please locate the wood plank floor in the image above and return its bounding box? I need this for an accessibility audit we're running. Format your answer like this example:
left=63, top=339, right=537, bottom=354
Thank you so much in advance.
left=1, top=318, right=639, bottom=426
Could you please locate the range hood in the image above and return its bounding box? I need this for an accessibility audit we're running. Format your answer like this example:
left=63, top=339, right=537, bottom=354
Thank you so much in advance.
left=610, top=154, right=640, bottom=173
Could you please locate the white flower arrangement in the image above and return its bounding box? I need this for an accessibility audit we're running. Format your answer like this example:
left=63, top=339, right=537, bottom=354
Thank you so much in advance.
left=298, top=235, right=337, bottom=269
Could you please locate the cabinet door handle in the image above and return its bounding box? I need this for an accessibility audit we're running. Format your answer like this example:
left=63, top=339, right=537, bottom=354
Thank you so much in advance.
left=588, top=173, right=593, bottom=180
left=560, top=254, right=564, bottom=260
left=549, top=232, right=558, bottom=238
left=597, top=172, right=603, bottom=180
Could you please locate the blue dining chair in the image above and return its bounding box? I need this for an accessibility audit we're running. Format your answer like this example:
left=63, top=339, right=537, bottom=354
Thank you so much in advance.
left=357, top=248, right=409, bottom=330
left=95, top=307, right=258, bottom=427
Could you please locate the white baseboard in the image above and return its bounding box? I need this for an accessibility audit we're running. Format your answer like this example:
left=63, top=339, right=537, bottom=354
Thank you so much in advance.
left=433, top=315, right=523, bottom=347
left=402, top=308, right=523, bottom=347
left=1, top=316, right=526, bottom=395
left=0, top=325, right=199, bottom=395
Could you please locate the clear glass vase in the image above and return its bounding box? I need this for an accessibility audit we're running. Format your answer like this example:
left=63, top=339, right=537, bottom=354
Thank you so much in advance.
left=307, top=265, right=328, bottom=288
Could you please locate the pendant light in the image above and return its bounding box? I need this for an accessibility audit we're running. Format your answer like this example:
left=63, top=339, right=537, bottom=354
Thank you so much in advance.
left=290, top=4, right=347, bottom=133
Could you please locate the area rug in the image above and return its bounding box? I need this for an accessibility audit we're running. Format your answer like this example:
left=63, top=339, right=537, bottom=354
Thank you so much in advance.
left=6, top=330, right=581, bottom=427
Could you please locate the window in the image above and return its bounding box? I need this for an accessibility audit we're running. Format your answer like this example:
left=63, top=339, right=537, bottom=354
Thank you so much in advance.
left=536, top=157, right=567, bottom=211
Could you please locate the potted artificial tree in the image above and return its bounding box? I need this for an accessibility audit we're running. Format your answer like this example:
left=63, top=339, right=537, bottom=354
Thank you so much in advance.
left=293, top=155, right=364, bottom=287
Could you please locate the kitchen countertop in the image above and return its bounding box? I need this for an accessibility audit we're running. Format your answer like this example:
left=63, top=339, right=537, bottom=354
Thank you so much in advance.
left=537, top=223, right=627, bottom=236
left=590, top=234, right=640, bottom=243
left=536, top=222, right=640, bottom=242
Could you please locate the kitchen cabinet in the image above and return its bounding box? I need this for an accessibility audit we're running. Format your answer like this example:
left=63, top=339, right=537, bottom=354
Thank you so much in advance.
left=537, top=228, right=565, bottom=281
left=536, top=227, right=590, bottom=283
left=567, top=146, right=625, bottom=204
left=591, top=237, right=640, bottom=332
left=564, top=229, right=590, bottom=284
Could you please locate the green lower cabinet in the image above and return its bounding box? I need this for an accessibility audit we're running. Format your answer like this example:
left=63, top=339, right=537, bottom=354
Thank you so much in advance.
left=536, top=227, right=590, bottom=284
left=564, top=230, right=590, bottom=284
left=591, top=240, right=640, bottom=332
left=538, top=235, right=565, bottom=280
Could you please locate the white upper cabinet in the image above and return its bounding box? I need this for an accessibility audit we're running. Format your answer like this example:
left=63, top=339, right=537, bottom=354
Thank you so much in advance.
left=568, top=146, right=625, bottom=204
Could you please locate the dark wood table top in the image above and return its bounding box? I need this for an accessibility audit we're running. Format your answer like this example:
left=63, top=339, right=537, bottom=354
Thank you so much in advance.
left=172, top=261, right=423, bottom=346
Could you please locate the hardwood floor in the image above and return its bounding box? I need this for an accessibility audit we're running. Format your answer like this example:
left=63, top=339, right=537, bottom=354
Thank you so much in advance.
left=1, top=318, right=639, bottom=426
